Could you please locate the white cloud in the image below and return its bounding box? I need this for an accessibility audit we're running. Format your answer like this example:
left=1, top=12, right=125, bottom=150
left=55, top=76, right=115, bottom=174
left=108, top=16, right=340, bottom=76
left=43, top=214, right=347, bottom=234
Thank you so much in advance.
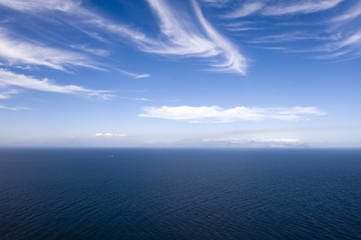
left=250, top=31, right=340, bottom=44
left=0, top=0, right=247, bottom=74
left=222, top=2, right=264, bottom=18
left=116, top=69, right=150, bottom=79
left=338, top=31, right=361, bottom=48
left=191, top=0, right=247, bottom=74
left=0, top=103, right=26, bottom=110
left=70, top=44, right=109, bottom=56
left=0, top=68, right=113, bottom=100
left=145, top=0, right=220, bottom=57
left=134, top=97, right=151, bottom=101
left=200, top=0, right=232, bottom=8
left=85, top=18, right=154, bottom=45
left=260, top=138, right=301, bottom=143
left=139, top=105, right=326, bottom=123
left=92, top=0, right=244, bottom=74
left=95, top=133, right=126, bottom=137
left=332, top=1, right=361, bottom=22
left=200, top=138, right=305, bottom=148
left=0, top=0, right=79, bottom=12
left=199, top=137, right=307, bottom=148
left=262, top=0, right=343, bottom=16
left=315, top=50, right=350, bottom=59
left=0, top=0, right=154, bottom=49
left=259, top=138, right=305, bottom=148
left=0, top=0, right=157, bottom=48
left=0, top=88, right=19, bottom=99
left=225, top=27, right=258, bottom=32
left=0, top=31, right=101, bottom=71
left=120, top=96, right=152, bottom=101
left=317, top=31, right=361, bottom=58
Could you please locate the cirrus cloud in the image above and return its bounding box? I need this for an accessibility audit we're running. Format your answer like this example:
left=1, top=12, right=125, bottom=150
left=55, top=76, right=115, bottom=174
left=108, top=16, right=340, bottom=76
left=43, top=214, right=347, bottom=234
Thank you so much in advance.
left=139, top=105, right=325, bottom=123
left=0, top=31, right=102, bottom=71
left=0, top=103, right=26, bottom=111
left=0, top=0, right=248, bottom=75
left=95, top=133, right=126, bottom=137
left=261, top=0, right=343, bottom=16
left=0, top=68, right=113, bottom=100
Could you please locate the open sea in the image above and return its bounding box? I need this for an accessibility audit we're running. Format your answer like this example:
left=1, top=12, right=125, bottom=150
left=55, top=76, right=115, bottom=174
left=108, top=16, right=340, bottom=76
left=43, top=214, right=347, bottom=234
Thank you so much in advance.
left=0, top=148, right=361, bottom=240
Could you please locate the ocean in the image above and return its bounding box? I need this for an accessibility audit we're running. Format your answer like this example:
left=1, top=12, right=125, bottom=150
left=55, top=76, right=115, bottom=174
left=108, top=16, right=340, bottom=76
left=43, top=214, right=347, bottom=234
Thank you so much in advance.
left=0, top=148, right=360, bottom=239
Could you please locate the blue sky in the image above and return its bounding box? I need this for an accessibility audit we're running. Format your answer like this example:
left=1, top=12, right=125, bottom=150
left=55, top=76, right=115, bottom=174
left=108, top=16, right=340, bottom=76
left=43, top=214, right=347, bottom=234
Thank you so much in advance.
left=0, top=0, right=360, bottom=147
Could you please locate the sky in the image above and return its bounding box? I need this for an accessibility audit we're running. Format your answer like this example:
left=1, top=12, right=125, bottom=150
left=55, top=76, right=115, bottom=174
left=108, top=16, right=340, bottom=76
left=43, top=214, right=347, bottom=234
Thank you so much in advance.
left=0, top=0, right=360, bottom=148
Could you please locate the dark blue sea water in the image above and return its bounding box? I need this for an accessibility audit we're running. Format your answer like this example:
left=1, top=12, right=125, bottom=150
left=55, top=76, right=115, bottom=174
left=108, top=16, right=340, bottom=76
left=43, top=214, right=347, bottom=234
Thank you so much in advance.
left=0, top=149, right=361, bottom=240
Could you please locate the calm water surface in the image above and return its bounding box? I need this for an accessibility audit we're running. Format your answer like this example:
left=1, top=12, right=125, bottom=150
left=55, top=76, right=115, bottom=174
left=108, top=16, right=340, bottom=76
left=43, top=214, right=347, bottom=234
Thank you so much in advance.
left=0, top=148, right=361, bottom=239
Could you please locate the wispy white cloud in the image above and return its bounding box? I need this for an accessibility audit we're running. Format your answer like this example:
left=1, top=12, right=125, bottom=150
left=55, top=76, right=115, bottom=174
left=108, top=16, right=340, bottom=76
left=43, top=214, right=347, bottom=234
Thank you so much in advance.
left=222, top=2, right=264, bottom=18
left=315, top=50, right=350, bottom=59
left=80, top=30, right=109, bottom=43
left=0, top=103, right=26, bottom=110
left=133, top=97, right=151, bottom=101
left=223, top=1, right=361, bottom=61
left=332, top=1, right=361, bottom=22
left=191, top=0, right=247, bottom=74
left=0, top=68, right=113, bottom=100
left=259, top=138, right=305, bottom=148
left=70, top=44, right=109, bottom=56
left=14, top=65, right=33, bottom=70
left=139, top=105, right=325, bottom=123
left=145, top=0, right=220, bottom=57
left=20, top=0, right=156, bottom=47
left=116, top=69, right=150, bottom=79
left=338, top=31, right=361, bottom=48
left=249, top=31, right=340, bottom=44
left=222, top=21, right=254, bottom=27
left=262, top=0, right=343, bottom=16
left=1, top=0, right=248, bottom=74
left=95, top=133, right=126, bottom=137
left=222, top=21, right=259, bottom=31
left=316, top=31, right=361, bottom=58
left=0, top=0, right=154, bottom=47
left=0, top=88, right=19, bottom=99
left=119, top=96, right=152, bottom=101
left=260, top=138, right=301, bottom=143
left=0, top=0, right=79, bottom=12
left=225, top=27, right=258, bottom=32
left=233, top=1, right=361, bottom=62
left=200, top=0, right=232, bottom=8
left=201, top=138, right=305, bottom=148
left=94, top=0, right=244, bottom=74
left=85, top=18, right=154, bottom=45
left=0, top=31, right=101, bottom=71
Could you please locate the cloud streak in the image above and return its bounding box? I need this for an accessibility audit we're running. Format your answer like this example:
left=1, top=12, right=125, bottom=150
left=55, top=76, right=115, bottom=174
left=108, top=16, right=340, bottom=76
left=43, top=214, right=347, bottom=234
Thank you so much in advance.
left=201, top=138, right=305, bottom=148
left=191, top=0, right=247, bottom=74
left=0, top=0, right=79, bottom=12
left=95, top=133, right=126, bottom=137
left=0, top=68, right=113, bottom=100
left=0, top=0, right=246, bottom=74
left=117, top=69, right=150, bottom=79
left=139, top=105, right=325, bottom=123
left=338, top=31, right=361, bottom=48
left=0, top=103, right=25, bottom=110
left=145, top=0, right=219, bottom=57
left=332, top=1, right=361, bottom=22
left=0, top=31, right=101, bottom=71
left=70, top=44, right=109, bottom=56
left=0, top=88, right=19, bottom=99
left=221, top=1, right=361, bottom=61
left=262, top=0, right=343, bottom=16
left=222, top=2, right=264, bottom=18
